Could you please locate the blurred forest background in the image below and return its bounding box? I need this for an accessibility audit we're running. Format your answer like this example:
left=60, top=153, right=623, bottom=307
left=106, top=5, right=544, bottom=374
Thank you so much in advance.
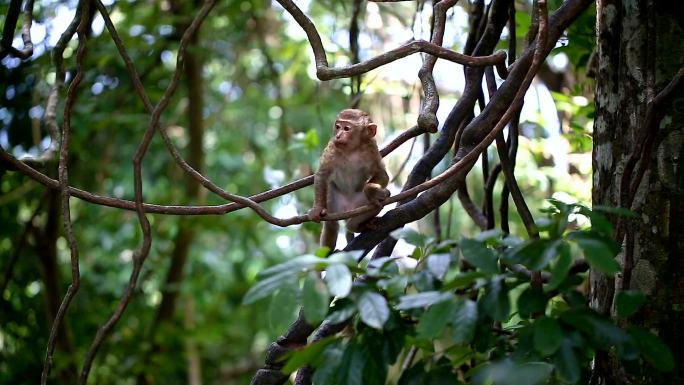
left=0, top=0, right=681, bottom=384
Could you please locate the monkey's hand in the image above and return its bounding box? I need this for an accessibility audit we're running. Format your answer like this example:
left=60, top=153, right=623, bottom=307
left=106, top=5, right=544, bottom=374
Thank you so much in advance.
left=308, top=206, right=327, bottom=222
left=364, top=183, right=390, bottom=207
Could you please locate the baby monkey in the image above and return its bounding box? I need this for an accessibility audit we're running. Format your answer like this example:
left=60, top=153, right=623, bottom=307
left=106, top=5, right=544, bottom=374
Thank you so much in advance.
left=308, top=109, right=390, bottom=250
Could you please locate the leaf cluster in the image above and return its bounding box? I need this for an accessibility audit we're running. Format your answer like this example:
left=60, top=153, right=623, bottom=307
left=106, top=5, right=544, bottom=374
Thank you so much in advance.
left=244, top=201, right=673, bottom=384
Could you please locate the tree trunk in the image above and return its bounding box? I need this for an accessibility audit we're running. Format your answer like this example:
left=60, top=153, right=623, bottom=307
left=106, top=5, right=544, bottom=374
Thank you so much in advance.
left=592, top=0, right=684, bottom=384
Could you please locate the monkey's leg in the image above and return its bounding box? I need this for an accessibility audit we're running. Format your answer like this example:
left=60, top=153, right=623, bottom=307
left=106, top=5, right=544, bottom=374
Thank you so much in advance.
left=320, top=220, right=340, bottom=251
left=346, top=208, right=381, bottom=234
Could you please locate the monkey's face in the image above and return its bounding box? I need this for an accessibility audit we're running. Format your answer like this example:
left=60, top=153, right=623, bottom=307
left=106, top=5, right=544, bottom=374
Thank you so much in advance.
left=332, top=118, right=377, bottom=148
left=332, top=119, right=359, bottom=147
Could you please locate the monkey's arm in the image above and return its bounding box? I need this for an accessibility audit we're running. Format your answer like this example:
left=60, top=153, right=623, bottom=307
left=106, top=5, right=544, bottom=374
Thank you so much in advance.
left=368, top=163, right=389, bottom=188
left=308, top=168, right=331, bottom=222
left=364, top=162, right=390, bottom=206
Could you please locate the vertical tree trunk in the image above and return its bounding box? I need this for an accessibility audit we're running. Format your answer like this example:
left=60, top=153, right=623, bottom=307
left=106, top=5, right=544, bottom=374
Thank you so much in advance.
left=592, top=1, right=684, bottom=384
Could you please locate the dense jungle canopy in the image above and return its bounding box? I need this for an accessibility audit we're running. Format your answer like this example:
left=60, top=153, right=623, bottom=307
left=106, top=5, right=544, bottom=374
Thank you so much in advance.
left=1, top=0, right=682, bottom=384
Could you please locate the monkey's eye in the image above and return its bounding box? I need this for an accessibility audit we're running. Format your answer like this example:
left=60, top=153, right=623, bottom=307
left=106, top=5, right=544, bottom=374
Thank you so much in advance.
left=343, top=126, right=350, bottom=131
left=335, top=124, right=341, bottom=130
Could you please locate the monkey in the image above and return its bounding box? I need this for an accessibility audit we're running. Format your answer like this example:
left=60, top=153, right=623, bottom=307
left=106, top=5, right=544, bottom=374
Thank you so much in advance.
left=308, top=109, right=390, bottom=251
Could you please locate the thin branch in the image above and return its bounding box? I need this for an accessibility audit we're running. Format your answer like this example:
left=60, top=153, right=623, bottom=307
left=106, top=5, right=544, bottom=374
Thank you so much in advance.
left=275, top=0, right=507, bottom=82
left=94, top=0, right=300, bottom=227
left=622, top=67, right=684, bottom=210
left=458, top=186, right=487, bottom=230
left=0, top=122, right=422, bottom=219
left=615, top=66, right=684, bottom=244
left=0, top=0, right=34, bottom=59
left=401, top=346, right=419, bottom=371
left=21, top=0, right=69, bottom=166
left=389, top=136, right=418, bottom=184
left=41, top=1, right=88, bottom=382
left=417, top=0, right=459, bottom=133
left=483, top=163, right=502, bottom=229
left=495, top=134, right=538, bottom=237
left=508, top=0, right=517, bottom=66
left=78, top=2, right=217, bottom=384
left=373, top=0, right=512, bottom=258
left=349, top=0, right=560, bottom=252
left=485, top=65, right=538, bottom=239
left=349, top=0, right=363, bottom=106
left=253, top=2, right=588, bottom=384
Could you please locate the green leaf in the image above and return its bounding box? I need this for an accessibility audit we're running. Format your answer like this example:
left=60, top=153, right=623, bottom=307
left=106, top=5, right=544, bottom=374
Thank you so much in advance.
left=398, top=362, right=426, bottom=385
left=338, top=342, right=366, bottom=385
left=426, top=253, right=451, bottom=280
left=412, top=270, right=436, bottom=291
left=268, top=281, right=300, bottom=331
left=460, top=238, right=499, bottom=274
left=534, top=316, right=562, bottom=356
left=553, top=338, right=580, bottom=384
left=451, top=299, right=477, bottom=344
left=474, top=229, right=503, bottom=242
left=548, top=242, right=572, bottom=290
left=481, top=276, right=510, bottom=322
left=560, top=309, right=631, bottom=352
left=506, top=239, right=558, bottom=271
left=616, top=291, right=646, bottom=318
left=325, top=264, right=352, bottom=297
left=509, top=362, right=553, bottom=385
left=328, top=250, right=364, bottom=266
left=303, top=273, right=330, bottom=324
left=577, top=207, right=613, bottom=237
left=377, top=275, right=409, bottom=298
left=425, top=365, right=460, bottom=385
left=326, top=298, right=357, bottom=324
left=390, top=228, right=427, bottom=247
left=282, top=337, right=336, bottom=373
left=312, top=344, right=344, bottom=384
left=257, top=254, right=327, bottom=278
left=472, top=359, right=553, bottom=385
left=367, top=256, right=400, bottom=271
left=358, top=292, right=390, bottom=329
left=396, top=291, right=453, bottom=310
left=243, top=272, right=297, bottom=305
left=443, top=271, right=486, bottom=290
left=417, top=299, right=457, bottom=339
left=362, top=343, right=387, bottom=385
left=568, top=232, right=620, bottom=275
left=518, top=286, right=548, bottom=319
left=628, top=326, right=675, bottom=372
left=367, top=256, right=401, bottom=277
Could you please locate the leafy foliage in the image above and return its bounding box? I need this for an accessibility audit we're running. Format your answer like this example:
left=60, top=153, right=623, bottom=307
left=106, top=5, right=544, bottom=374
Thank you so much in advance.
left=246, top=203, right=673, bottom=384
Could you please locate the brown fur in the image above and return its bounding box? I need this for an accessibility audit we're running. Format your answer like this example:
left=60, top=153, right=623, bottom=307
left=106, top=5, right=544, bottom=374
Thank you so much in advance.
left=308, top=109, right=390, bottom=250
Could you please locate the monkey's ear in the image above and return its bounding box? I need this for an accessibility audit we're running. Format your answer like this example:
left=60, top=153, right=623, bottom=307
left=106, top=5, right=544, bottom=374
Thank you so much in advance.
left=367, top=123, right=378, bottom=137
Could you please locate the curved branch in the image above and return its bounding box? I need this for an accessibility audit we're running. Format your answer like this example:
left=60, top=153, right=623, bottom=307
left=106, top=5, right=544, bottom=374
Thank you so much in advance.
left=0, top=122, right=422, bottom=219
left=0, top=0, right=34, bottom=59
left=372, top=0, right=512, bottom=258
left=41, top=1, right=86, bottom=382
left=417, top=0, right=459, bottom=133
left=78, top=2, right=217, bottom=384
left=275, top=0, right=507, bottom=81
left=348, top=0, right=568, bottom=252
left=457, top=186, right=487, bottom=230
